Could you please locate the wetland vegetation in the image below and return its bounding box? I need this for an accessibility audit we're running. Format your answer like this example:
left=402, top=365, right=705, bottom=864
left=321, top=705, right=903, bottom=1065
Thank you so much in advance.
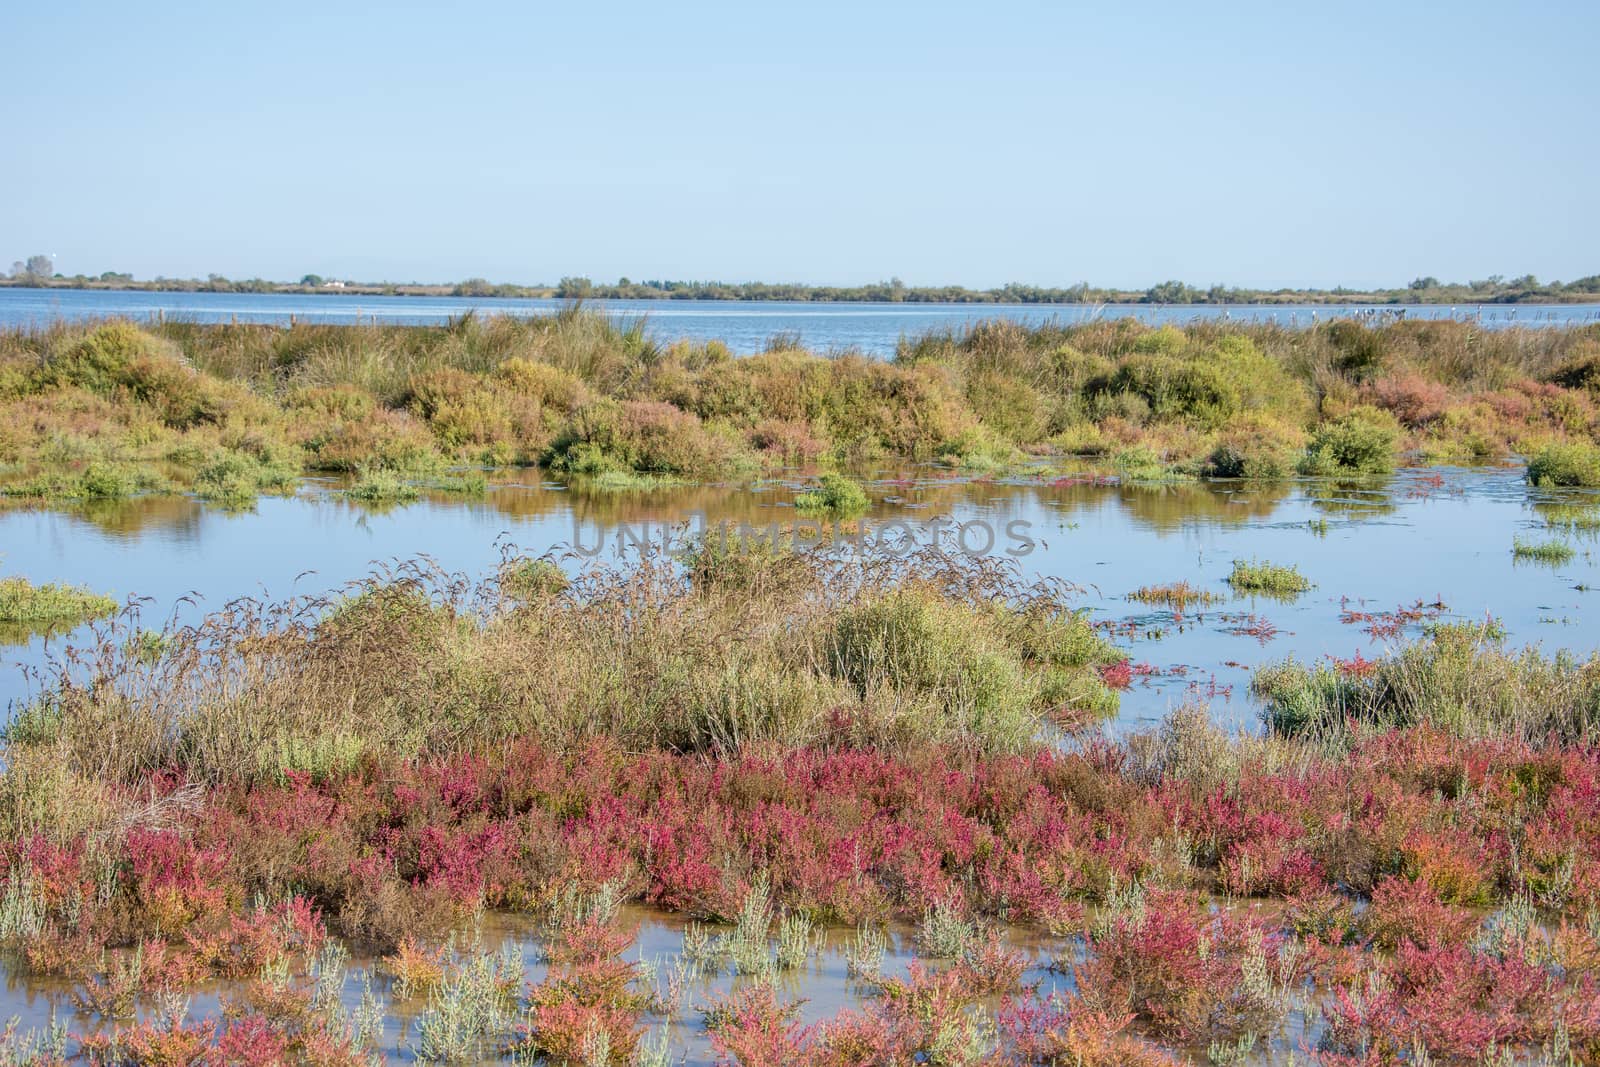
left=1, top=541, right=1600, bottom=1063
left=2, top=311, right=1599, bottom=511
left=3, top=310, right=1600, bottom=1064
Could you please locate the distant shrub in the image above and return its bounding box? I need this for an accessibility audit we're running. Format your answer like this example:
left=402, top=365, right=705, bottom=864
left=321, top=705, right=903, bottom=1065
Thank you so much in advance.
left=286, top=384, right=375, bottom=422
left=683, top=531, right=803, bottom=593
left=499, top=558, right=569, bottom=600
left=345, top=469, right=420, bottom=504
left=1106, top=354, right=1237, bottom=428
left=1131, top=324, right=1188, bottom=356
left=193, top=452, right=295, bottom=506
left=1046, top=345, right=1114, bottom=394
left=1114, top=446, right=1180, bottom=482
left=38, top=321, right=238, bottom=431
left=1255, top=626, right=1600, bottom=744
left=822, top=591, right=1043, bottom=750
left=76, top=461, right=134, bottom=500
left=1324, top=319, right=1389, bottom=381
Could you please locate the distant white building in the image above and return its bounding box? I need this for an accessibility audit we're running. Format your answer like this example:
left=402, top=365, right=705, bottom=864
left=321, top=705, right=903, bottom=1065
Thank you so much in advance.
left=322, top=280, right=346, bottom=289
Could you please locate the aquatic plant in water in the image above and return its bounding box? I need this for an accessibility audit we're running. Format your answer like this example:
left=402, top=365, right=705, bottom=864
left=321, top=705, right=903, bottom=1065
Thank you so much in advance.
left=793, top=473, right=870, bottom=518
left=0, top=576, right=117, bottom=627
left=1226, top=559, right=1312, bottom=597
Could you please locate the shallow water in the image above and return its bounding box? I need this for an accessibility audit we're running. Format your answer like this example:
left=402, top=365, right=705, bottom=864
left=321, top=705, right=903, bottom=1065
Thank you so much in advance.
left=4, top=287, right=1597, bottom=355
left=0, top=903, right=1053, bottom=1065
left=2, top=465, right=1596, bottom=731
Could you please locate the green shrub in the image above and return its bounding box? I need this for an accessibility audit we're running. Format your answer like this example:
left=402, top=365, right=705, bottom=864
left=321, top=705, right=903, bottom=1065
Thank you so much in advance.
left=1202, top=415, right=1306, bottom=480
left=1527, top=442, right=1600, bottom=488
left=345, top=469, right=420, bottom=504
left=1106, top=354, right=1238, bottom=428
left=1300, top=407, right=1399, bottom=475
left=1544, top=342, right=1600, bottom=391
left=1113, top=446, right=1183, bottom=483
left=499, top=558, right=570, bottom=600
left=550, top=398, right=754, bottom=479
left=823, top=592, right=1036, bottom=751
left=0, top=577, right=118, bottom=627
left=41, top=322, right=225, bottom=429
left=193, top=451, right=296, bottom=506
left=964, top=369, right=1049, bottom=444
left=1227, top=559, right=1311, bottom=597
left=1324, top=320, right=1389, bottom=381
left=78, top=462, right=135, bottom=500
left=794, top=473, right=870, bottom=518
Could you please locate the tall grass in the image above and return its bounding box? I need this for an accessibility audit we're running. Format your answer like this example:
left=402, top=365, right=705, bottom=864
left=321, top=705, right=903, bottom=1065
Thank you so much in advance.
left=1, top=547, right=1122, bottom=795
left=1253, top=622, right=1600, bottom=745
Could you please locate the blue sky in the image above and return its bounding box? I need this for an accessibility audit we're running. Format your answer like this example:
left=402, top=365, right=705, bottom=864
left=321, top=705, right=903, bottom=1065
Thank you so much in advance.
left=3, top=1, right=1594, bottom=288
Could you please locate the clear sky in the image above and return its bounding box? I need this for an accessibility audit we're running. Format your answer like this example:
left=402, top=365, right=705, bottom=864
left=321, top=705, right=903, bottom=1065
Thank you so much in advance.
left=3, top=1, right=1595, bottom=289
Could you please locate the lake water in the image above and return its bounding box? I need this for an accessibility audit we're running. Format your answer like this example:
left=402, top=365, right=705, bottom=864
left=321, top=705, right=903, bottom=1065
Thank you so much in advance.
left=3, top=287, right=1597, bottom=355
left=3, top=464, right=1595, bottom=732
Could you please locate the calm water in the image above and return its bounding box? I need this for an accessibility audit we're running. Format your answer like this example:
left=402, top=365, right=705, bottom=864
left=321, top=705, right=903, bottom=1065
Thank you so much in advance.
left=2, top=465, right=1596, bottom=730
left=2, top=466, right=1597, bottom=1062
left=4, top=287, right=1598, bottom=355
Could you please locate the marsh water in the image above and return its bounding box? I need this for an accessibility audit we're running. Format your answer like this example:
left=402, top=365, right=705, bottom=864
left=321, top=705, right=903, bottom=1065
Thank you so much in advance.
left=5, top=287, right=1600, bottom=355
left=1, top=465, right=1598, bottom=1060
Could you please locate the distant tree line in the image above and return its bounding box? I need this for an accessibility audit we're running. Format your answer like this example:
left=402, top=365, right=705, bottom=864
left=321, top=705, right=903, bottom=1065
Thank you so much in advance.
left=542, top=274, right=1600, bottom=305
left=6, top=257, right=1599, bottom=305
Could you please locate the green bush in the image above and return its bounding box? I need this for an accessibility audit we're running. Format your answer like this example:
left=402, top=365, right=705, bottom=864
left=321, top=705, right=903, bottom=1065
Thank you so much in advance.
left=79, top=462, right=136, bottom=500
left=1114, top=446, right=1183, bottom=483
left=1300, top=407, right=1399, bottom=475
left=1511, top=537, right=1575, bottom=564
left=550, top=398, right=754, bottom=479
left=41, top=322, right=226, bottom=429
left=794, top=473, right=870, bottom=518
left=683, top=531, right=802, bottom=592
left=0, top=577, right=118, bottom=626
left=193, top=451, right=296, bottom=506
left=1227, top=559, right=1312, bottom=597
left=822, top=592, right=1035, bottom=751
left=1106, top=354, right=1238, bottom=428
left=1202, top=415, right=1306, bottom=480
left=1527, top=442, right=1600, bottom=488
left=345, top=469, right=420, bottom=504
left=964, top=369, right=1049, bottom=444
